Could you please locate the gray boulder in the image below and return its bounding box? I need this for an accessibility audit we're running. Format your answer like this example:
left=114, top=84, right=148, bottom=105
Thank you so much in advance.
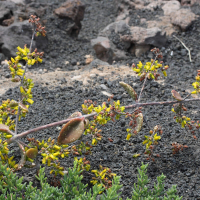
left=0, top=21, right=34, bottom=58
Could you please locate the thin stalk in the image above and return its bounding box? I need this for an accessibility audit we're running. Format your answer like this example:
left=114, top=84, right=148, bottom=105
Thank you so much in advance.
left=15, top=25, right=35, bottom=135
left=137, top=55, right=158, bottom=130
left=137, top=55, right=158, bottom=102
left=6, top=97, right=200, bottom=144
left=7, top=113, right=96, bottom=144
left=124, top=98, right=200, bottom=109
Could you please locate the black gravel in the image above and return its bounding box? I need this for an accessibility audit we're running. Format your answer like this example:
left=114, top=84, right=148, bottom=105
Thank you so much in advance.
left=1, top=0, right=200, bottom=199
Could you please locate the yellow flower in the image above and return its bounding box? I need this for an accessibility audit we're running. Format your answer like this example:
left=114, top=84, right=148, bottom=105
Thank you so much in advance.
left=31, top=59, right=36, bottom=65
left=58, top=171, right=64, bottom=176
left=162, top=70, right=167, bottom=77
left=192, top=82, right=199, bottom=89
left=27, top=99, right=34, bottom=104
left=5, top=135, right=12, bottom=139
left=28, top=60, right=32, bottom=65
left=137, top=61, right=143, bottom=68
left=153, top=133, right=161, bottom=141
left=92, top=138, right=97, bottom=145
left=11, top=57, right=15, bottom=63
left=142, top=140, right=148, bottom=144
left=133, top=68, right=140, bottom=73
left=191, top=90, right=197, bottom=94
left=20, top=86, right=25, bottom=94
left=37, top=58, right=43, bottom=63
left=126, top=133, right=131, bottom=140
left=16, top=71, right=24, bottom=76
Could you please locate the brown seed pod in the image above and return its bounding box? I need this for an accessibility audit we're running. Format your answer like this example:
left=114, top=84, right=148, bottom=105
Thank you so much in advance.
left=171, top=90, right=183, bottom=101
left=119, top=81, right=137, bottom=101
left=58, top=112, right=84, bottom=145
left=135, top=113, right=143, bottom=133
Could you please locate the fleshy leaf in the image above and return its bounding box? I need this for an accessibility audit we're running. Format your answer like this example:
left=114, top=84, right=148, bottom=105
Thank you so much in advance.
left=58, top=112, right=84, bottom=144
left=171, top=90, right=183, bottom=101
left=26, top=148, right=38, bottom=159
left=8, top=100, right=19, bottom=107
left=135, top=113, right=143, bottom=133
left=119, top=81, right=137, bottom=100
left=19, top=103, right=28, bottom=112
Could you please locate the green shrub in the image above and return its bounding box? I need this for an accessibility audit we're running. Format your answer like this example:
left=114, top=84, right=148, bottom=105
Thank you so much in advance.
left=0, top=160, right=181, bottom=200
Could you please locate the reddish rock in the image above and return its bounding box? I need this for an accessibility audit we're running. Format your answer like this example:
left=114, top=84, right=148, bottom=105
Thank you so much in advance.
left=54, top=0, right=85, bottom=37
left=170, top=9, right=196, bottom=31
left=54, top=0, right=85, bottom=22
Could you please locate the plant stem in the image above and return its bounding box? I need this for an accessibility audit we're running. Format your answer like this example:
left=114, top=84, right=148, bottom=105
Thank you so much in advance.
left=15, top=25, right=35, bottom=135
left=125, top=98, right=200, bottom=109
left=137, top=55, right=157, bottom=103
left=7, top=98, right=200, bottom=144
left=7, top=113, right=96, bottom=144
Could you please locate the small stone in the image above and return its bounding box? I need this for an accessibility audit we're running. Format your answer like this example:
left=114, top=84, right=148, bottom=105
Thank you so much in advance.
left=100, top=84, right=108, bottom=90
left=5, top=73, right=10, bottom=78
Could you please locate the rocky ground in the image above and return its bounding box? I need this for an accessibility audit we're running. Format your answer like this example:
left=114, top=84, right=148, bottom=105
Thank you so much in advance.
left=1, top=0, right=200, bottom=199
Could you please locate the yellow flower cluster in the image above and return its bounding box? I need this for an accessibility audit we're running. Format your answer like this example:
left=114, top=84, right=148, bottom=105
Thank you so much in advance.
left=50, top=162, right=65, bottom=176
left=38, top=138, right=70, bottom=167
left=90, top=165, right=116, bottom=189
left=19, top=77, right=34, bottom=105
left=191, top=76, right=200, bottom=94
left=126, top=128, right=132, bottom=140
left=0, top=100, right=16, bottom=132
left=0, top=140, right=17, bottom=169
left=74, top=157, right=90, bottom=171
left=17, top=46, right=42, bottom=65
left=83, top=100, right=125, bottom=146
left=132, top=60, right=168, bottom=79
left=172, top=114, right=191, bottom=128
left=143, top=129, right=161, bottom=151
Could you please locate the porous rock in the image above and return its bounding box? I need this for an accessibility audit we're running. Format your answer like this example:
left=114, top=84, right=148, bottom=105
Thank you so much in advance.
left=99, top=20, right=130, bottom=37
left=0, top=21, right=34, bottom=58
left=54, top=0, right=85, bottom=37
left=0, top=1, right=15, bottom=26
left=91, top=36, right=127, bottom=64
left=170, top=9, right=196, bottom=31
left=162, top=0, right=180, bottom=16
left=91, top=37, right=113, bottom=64
left=121, top=26, right=167, bottom=47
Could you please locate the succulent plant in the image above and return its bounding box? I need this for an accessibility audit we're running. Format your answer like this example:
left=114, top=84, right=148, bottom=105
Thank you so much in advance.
left=25, top=148, right=38, bottom=159
left=119, top=81, right=137, bottom=101
left=57, top=112, right=84, bottom=145
left=171, top=90, right=183, bottom=101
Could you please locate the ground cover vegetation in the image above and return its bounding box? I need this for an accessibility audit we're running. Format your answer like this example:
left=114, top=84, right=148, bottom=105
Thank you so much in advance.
left=0, top=15, right=199, bottom=199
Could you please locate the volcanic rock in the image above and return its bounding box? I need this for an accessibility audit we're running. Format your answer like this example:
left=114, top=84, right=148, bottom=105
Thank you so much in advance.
left=121, top=26, right=166, bottom=47
left=0, top=2, right=14, bottom=26
left=170, top=9, right=196, bottom=31
left=0, top=21, right=34, bottom=58
left=162, top=1, right=180, bottom=16
left=99, top=20, right=130, bottom=37
left=91, top=36, right=127, bottom=64
left=54, top=0, right=85, bottom=37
